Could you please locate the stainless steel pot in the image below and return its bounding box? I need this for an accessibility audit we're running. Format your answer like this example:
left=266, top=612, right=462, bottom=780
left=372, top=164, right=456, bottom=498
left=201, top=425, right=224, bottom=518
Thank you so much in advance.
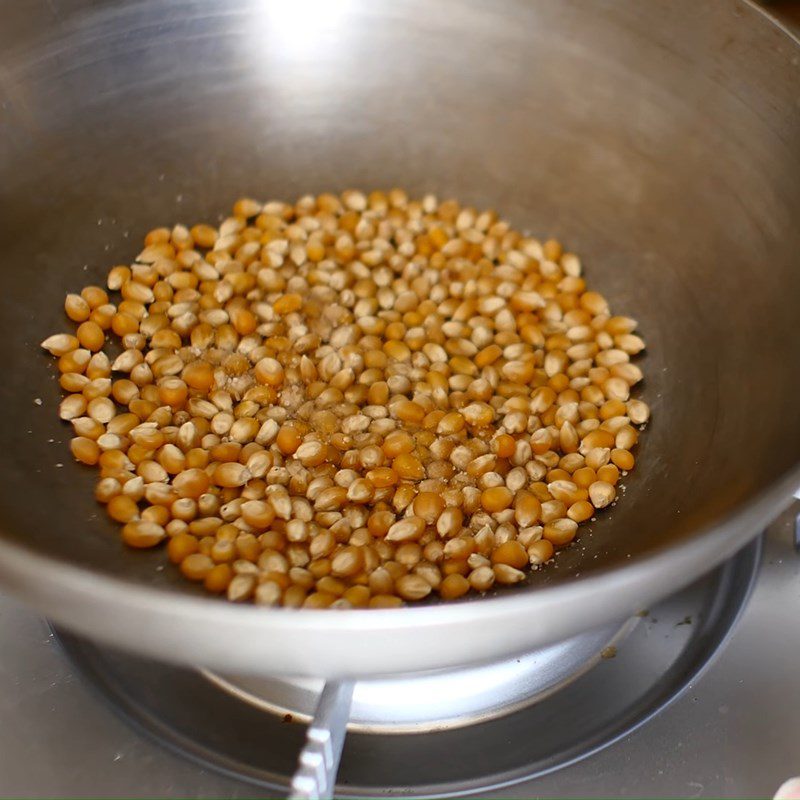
left=0, top=0, right=798, bottom=679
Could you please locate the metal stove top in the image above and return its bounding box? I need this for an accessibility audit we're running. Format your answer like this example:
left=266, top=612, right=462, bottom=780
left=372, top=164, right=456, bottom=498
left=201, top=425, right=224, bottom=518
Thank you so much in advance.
left=0, top=503, right=798, bottom=798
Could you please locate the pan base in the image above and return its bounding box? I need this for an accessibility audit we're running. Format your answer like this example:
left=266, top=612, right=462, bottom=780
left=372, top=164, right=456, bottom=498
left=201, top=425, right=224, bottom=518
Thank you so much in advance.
left=54, top=537, right=759, bottom=797
left=200, top=615, right=634, bottom=734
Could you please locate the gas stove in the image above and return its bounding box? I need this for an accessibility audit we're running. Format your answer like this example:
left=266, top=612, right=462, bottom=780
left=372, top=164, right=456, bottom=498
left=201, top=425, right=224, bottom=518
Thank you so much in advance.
left=0, top=503, right=798, bottom=798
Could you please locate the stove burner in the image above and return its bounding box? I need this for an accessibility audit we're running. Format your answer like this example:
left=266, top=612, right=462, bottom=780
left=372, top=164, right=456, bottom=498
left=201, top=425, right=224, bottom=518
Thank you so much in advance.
left=55, top=538, right=760, bottom=798
left=204, top=617, right=634, bottom=734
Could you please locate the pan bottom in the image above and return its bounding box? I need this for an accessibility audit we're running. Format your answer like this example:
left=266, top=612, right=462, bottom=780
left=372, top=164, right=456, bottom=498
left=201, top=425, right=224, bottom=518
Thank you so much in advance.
left=200, top=616, right=635, bottom=734
left=54, top=536, right=760, bottom=798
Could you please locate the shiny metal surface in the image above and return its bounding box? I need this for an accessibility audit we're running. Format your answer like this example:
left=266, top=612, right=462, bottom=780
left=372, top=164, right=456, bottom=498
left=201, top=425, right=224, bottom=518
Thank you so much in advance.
left=204, top=618, right=632, bottom=733
left=0, top=507, right=796, bottom=798
left=288, top=680, right=354, bottom=800
left=0, top=0, right=799, bottom=677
